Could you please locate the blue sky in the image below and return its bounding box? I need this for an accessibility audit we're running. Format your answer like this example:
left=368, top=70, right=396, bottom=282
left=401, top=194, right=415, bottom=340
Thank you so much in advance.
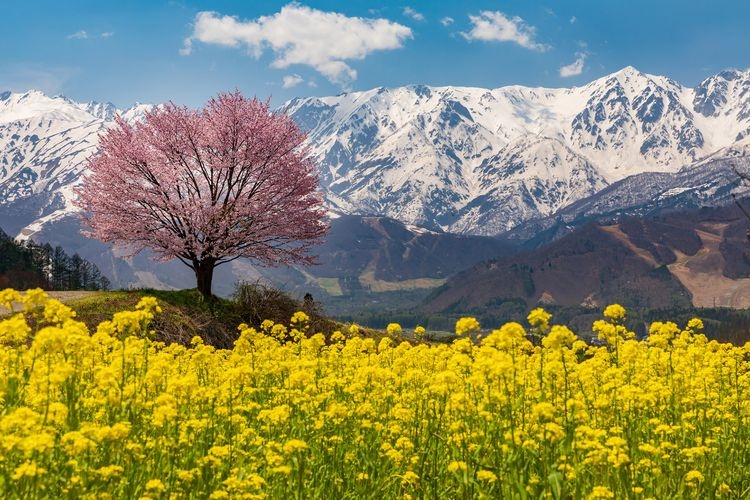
left=2, top=1, right=750, bottom=108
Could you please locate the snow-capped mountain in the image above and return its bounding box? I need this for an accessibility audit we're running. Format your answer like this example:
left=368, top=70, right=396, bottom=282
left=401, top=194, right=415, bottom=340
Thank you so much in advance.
left=507, top=160, right=748, bottom=245
left=693, top=69, right=750, bottom=143
left=450, top=136, right=607, bottom=234
left=3, top=66, right=750, bottom=244
left=0, top=90, right=149, bottom=238
left=568, top=68, right=704, bottom=173
left=282, top=66, right=750, bottom=234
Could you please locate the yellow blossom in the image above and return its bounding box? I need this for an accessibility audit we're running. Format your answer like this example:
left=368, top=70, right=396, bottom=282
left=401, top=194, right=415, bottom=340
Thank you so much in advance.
left=401, top=471, right=419, bottom=486
left=589, top=486, right=615, bottom=499
left=386, top=323, right=403, bottom=337
left=527, top=308, right=552, bottom=333
left=447, top=461, right=467, bottom=472
left=476, top=469, right=497, bottom=482
left=455, top=317, right=480, bottom=335
left=603, top=304, right=626, bottom=322
left=685, top=470, right=704, bottom=485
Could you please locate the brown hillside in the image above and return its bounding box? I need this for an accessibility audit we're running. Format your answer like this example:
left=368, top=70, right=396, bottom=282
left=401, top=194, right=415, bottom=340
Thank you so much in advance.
left=423, top=204, right=750, bottom=313
left=423, top=223, right=693, bottom=313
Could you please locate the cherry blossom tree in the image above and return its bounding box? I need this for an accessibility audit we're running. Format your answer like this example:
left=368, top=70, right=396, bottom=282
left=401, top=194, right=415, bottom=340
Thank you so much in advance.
left=76, top=91, right=327, bottom=298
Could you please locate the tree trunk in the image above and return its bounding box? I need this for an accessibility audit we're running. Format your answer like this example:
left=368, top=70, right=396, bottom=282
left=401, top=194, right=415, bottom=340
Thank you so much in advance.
left=194, top=258, right=216, bottom=299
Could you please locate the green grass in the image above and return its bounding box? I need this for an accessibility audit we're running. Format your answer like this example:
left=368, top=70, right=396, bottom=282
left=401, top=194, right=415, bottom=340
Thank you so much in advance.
left=315, top=277, right=343, bottom=296
left=60, top=287, right=391, bottom=347
left=63, top=289, right=245, bottom=348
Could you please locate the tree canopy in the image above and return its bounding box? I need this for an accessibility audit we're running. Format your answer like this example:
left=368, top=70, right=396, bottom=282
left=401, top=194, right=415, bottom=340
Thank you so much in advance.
left=77, top=91, right=327, bottom=297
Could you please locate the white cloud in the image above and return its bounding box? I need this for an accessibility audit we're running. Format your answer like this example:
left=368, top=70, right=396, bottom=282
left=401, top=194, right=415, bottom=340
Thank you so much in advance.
left=403, top=7, right=425, bottom=22
left=569, top=16, right=577, bottom=24
left=559, top=53, right=586, bottom=77
left=67, top=30, right=114, bottom=40
left=67, top=30, right=89, bottom=40
left=181, top=4, right=413, bottom=87
left=179, top=40, right=193, bottom=56
left=282, top=74, right=304, bottom=88
left=440, top=16, right=454, bottom=27
left=461, top=11, right=548, bottom=52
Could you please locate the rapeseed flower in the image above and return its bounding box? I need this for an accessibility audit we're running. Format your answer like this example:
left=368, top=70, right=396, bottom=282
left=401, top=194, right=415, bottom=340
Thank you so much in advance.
left=386, top=323, right=402, bottom=337
left=0, top=290, right=747, bottom=498
left=455, top=317, right=480, bottom=335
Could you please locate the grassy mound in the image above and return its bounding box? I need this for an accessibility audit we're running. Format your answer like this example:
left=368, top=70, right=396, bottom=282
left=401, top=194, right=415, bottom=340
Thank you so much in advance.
left=63, top=289, right=240, bottom=348
left=61, top=284, right=357, bottom=348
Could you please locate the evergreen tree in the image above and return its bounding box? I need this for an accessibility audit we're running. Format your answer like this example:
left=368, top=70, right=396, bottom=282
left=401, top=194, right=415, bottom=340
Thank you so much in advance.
left=50, top=246, right=68, bottom=290
left=67, top=254, right=84, bottom=291
left=0, top=228, right=112, bottom=291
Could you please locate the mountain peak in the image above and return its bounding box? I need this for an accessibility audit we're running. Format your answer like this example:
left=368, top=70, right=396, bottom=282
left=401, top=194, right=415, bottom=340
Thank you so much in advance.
left=614, top=66, right=678, bottom=86
left=119, top=102, right=154, bottom=124
left=615, top=65, right=642, bottom=76
left=717, top=69, right=741, bottom=80
left=602, top=66, right=680, bottom=89
left=28, top=89, right=70, bottom=101
left=601, top=66, right=649, bottom=83
left=82, top=100, right=118, bottom=121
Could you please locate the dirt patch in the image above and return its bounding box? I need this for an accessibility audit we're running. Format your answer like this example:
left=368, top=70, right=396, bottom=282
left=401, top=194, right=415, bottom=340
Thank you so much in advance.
left=600, top=224, right=659, bottom=267
left=359, top=261, right=445, bottom=292
left=667, top=224, right=750, bottom=307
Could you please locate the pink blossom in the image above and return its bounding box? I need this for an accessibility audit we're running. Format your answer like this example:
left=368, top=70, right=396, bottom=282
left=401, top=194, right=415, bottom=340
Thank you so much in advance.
left=76, top=90, right=327, bottom=296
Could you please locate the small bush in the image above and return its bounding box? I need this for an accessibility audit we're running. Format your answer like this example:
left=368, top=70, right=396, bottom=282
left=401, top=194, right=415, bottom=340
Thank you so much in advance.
left=233, top=281, right=337, bottom=336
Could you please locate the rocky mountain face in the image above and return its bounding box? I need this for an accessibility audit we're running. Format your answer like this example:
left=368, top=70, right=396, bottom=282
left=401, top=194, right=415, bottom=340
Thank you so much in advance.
left=282, top=67, right=750, bottom=235
left=506, top=153, right=750, bottom=246
left=0, top=90, right=150, bottom=239
left=4, top=67, right=750, bottom=242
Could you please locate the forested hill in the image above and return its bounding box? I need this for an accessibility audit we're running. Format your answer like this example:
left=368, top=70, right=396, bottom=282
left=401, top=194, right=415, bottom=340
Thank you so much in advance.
left=423, top=203, right=750, bottom=315
left=0, top=228, right=110, bottom=291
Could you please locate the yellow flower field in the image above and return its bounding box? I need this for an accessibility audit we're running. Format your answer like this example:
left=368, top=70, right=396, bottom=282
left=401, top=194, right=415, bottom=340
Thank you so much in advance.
left=0, top=288, right=749, bottom=499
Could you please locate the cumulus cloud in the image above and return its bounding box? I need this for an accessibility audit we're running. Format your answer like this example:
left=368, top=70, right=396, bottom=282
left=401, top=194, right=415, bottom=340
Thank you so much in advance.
left=100, top=32, right=115, bottom=38
left=461, top=11, right=548, bottom=52
left=440, top=16, right=454, bottom=27
left=403, top=7, right=425, bottom=22
left=67, top=30, right=89, bottom=40
left=559, top=53, right=586, bottom=77
left=282, top=74, right=304, bottom=88
left=181, top=4, right=413, bottom=86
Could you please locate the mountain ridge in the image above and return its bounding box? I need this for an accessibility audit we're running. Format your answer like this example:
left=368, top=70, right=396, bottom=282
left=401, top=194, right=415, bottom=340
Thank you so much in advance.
left=0, top=89, right=152, bottom=240
left=281, top=66, right=750, bottom=234
left=3, top=66, right=750, bottom=240
left=422, top=202, right=750, bottom=314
